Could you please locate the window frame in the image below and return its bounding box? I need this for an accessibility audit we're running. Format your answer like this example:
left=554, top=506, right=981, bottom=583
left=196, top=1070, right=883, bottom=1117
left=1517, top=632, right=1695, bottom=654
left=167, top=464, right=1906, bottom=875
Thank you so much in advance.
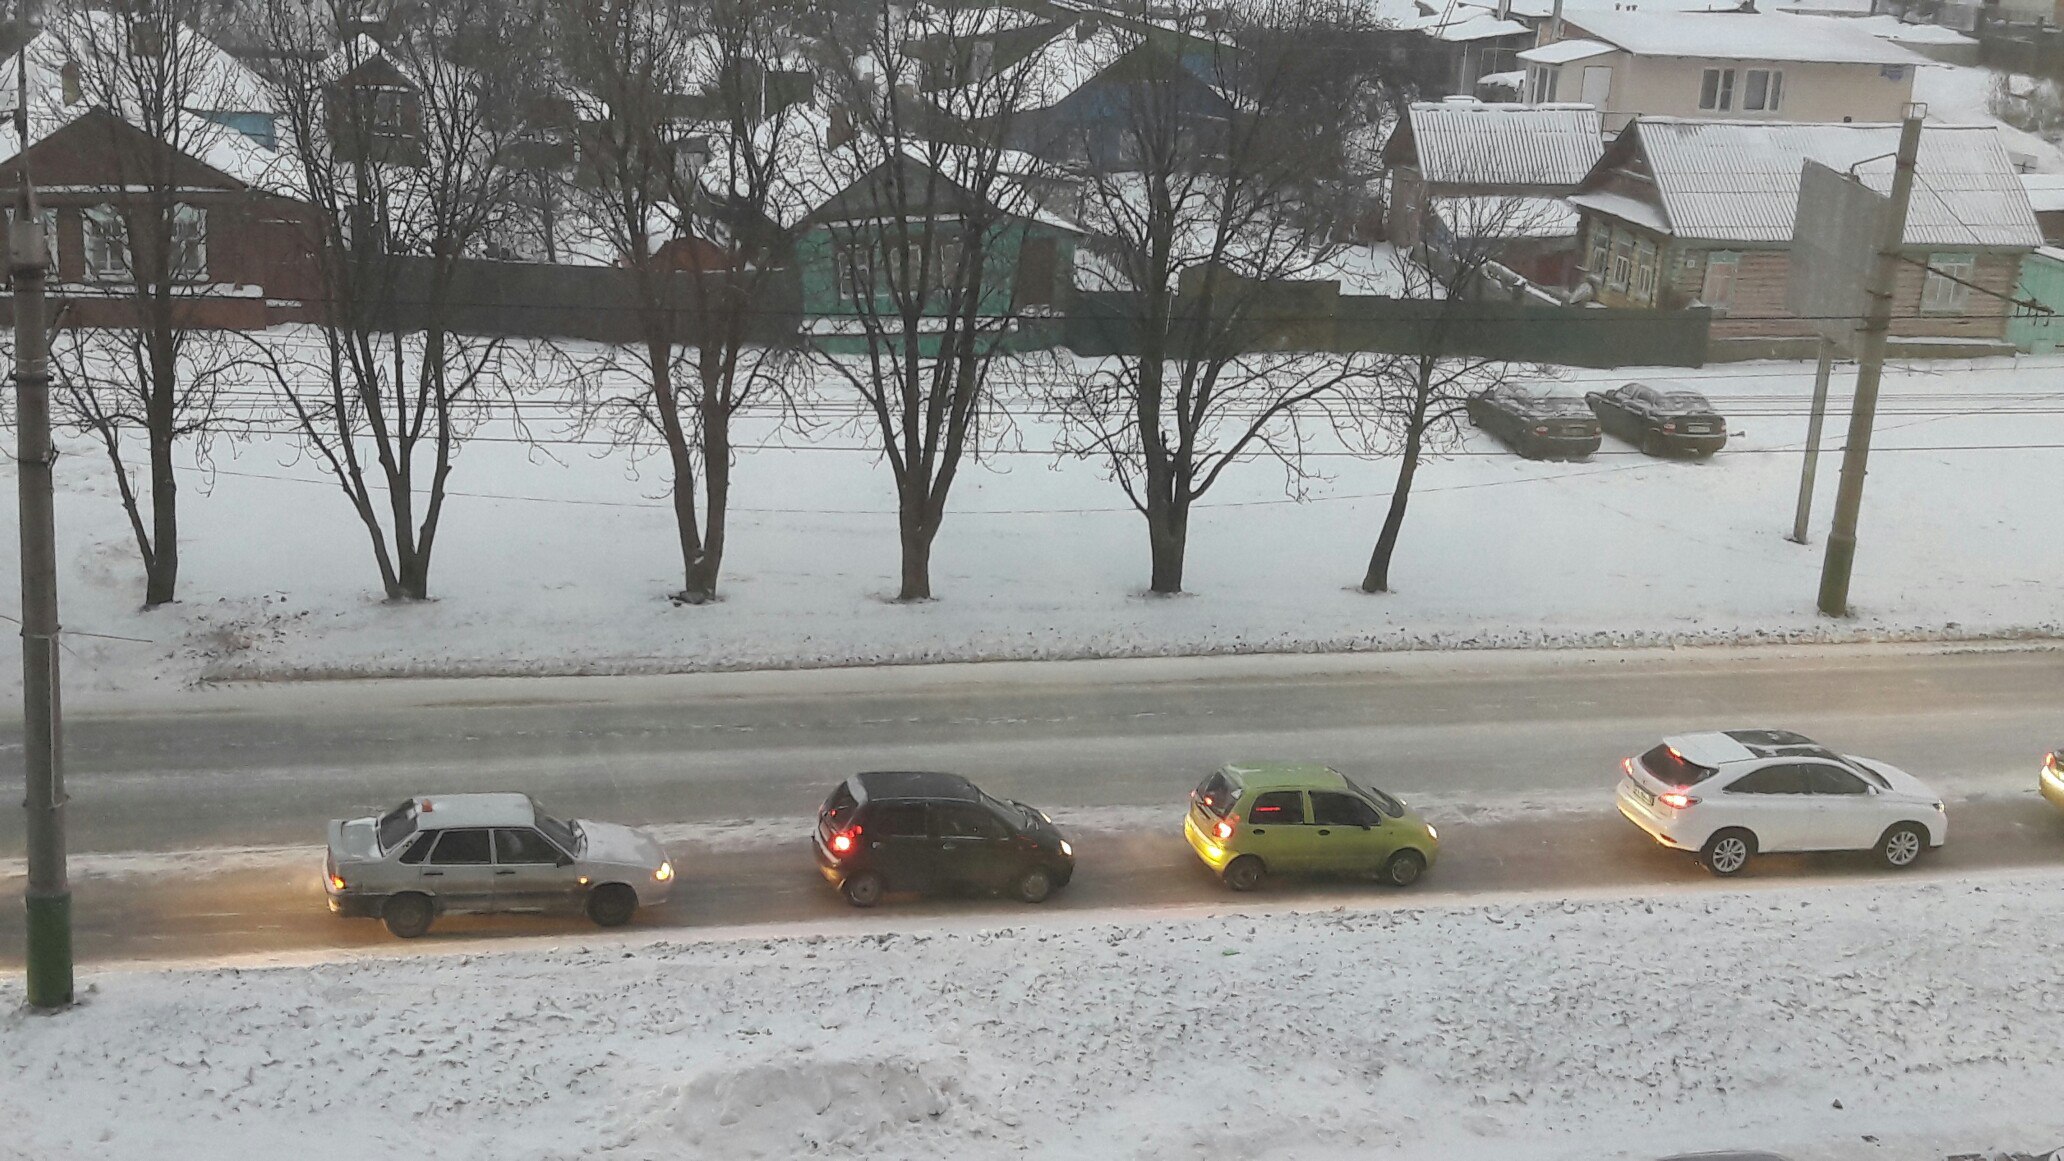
left=493, top=827, right=567, bottom=865
left=1632, top=238, right=1659, bottom=304
left=1607, top=235, right=1633, bottom=293
left=1743, top=68, right=1783, bottom=112
left=1699, top=67, right=1736, bottom=111
left=1701, top=250, right=1740, bottom=312
left=1310, top=791, right=1382, bottom=828
left=929, top=801, right=1011, bottom=841
left=1920, top=252, right=1975, bottom=314
left=1246, top=790, right=1307, bottom=825
left=83, top=205, right=131, bottom=281
left=862, top=801, right=930, bottom=839
left=1587, top=221, right=1611, bottom=279
left=169, top=203, right=207, bottom=282
left=425, top=827, right=493, bottom=866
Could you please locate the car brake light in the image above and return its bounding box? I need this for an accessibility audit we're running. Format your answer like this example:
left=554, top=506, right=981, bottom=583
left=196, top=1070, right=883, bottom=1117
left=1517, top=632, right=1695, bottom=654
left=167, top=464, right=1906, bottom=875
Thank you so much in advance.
left=1622, top=757, right=1635, bottom=777
left=1212, top=818, right=1235, bottom=842
left=1658, top=791, right=1699, bottom=810
left=1662, top=421, right=1676, bottom=433
left=1532, top=425, right=1548, bottom=435
left=829, top=826, right=860, bottom=855
left=328, top=873, right=346, bottom=891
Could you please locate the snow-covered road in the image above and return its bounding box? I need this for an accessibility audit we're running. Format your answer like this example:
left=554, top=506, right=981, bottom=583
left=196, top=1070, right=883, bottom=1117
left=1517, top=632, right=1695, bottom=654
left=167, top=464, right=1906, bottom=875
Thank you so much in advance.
left=3, top=870, right=2058, bottom=1161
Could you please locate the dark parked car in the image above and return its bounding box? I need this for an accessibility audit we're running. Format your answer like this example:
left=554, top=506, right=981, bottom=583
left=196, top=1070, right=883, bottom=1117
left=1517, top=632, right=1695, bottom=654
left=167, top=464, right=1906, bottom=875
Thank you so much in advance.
left=1466, top=383, right=1602, bottom=460
left=1586, top=380, right=1728, bottom=457
left=815, top=771, right=1075, bottom=907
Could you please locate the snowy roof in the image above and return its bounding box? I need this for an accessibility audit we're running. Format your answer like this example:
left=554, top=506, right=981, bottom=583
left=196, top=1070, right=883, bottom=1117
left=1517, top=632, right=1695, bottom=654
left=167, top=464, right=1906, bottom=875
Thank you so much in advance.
left=1566, top=187, right=1674, bottom=233
left=1518, top=38, right=1616, bottom=64
left=2022, top=173, right=2064, bottom=213
left=1578, top=119, right=2041, bottom=247
left=1401, top=102, right=1605, bottom=186
left=1007, top=24, right=1136, bottom=112
left=413, top=794, right=537, bottom=829
left=1557, top=11, right=1928, bottom=64
left=1839, top=13, right=1978, bottom=44
left=1409, top=11, right=1532, bottom=40
left=1430, top=194, right=1581, bottom=237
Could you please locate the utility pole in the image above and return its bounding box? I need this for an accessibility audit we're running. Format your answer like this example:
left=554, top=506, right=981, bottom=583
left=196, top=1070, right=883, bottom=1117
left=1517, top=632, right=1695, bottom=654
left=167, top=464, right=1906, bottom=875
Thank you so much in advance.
left=13, top=0, right=73, bottom=1009
left=1817, top=107, right=1922, bottom=618
left=1788, top=338, right=1834, bottom=544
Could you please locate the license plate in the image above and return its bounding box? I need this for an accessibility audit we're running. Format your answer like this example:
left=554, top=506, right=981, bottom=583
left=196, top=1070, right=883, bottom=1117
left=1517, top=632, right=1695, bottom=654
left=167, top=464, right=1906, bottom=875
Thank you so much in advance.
left=1627, top=781, right=1655, bottom=807
left=1682, top=424, right=1709, bottom=434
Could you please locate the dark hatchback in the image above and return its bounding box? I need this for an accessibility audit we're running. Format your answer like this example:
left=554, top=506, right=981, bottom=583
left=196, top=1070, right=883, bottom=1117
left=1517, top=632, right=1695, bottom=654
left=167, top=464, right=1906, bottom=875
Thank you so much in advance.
left=1466, top=383, right=1602, bottom=460
left=815, top=771, right=1075, bottom=907
left=1586, top=380, right=1728, bottom=457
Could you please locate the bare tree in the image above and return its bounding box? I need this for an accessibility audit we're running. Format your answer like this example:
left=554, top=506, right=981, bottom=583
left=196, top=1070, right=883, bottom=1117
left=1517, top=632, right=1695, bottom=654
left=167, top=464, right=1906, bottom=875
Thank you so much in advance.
left=1047, top=0, right=1383, bottom=595
left=30, top=1, right=262, bottom=606
left=554, top=0, right=807, bottom=604
left=1352, top=194, right=1554, bottom=593
left=248, top=0, right=536, bottom=601
left=808, top=0, right=1059, bottom=601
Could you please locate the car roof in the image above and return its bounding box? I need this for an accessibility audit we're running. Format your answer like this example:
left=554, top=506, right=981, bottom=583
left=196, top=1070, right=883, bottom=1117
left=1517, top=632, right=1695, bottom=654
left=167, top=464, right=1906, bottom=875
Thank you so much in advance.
left=851, top=770, right=980, bottom=802
left=1664, top=729, right=1845, bottom=768
left=1218, top=762, right=1351, bottom=792
left=412, top=793, right=537, bottom=829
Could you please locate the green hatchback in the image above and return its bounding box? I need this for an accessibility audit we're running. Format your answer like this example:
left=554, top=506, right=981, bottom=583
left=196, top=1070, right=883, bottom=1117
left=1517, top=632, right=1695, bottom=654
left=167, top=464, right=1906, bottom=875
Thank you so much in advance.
left=1183, top=763, right=1439, bottom=891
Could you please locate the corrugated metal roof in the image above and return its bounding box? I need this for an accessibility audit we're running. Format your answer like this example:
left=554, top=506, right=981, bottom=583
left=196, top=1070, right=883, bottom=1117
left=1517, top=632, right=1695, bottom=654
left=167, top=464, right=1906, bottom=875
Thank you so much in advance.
left=1625, top=119, right=2040, bottom=248
left=1408, top=102, right=1605, bottom=187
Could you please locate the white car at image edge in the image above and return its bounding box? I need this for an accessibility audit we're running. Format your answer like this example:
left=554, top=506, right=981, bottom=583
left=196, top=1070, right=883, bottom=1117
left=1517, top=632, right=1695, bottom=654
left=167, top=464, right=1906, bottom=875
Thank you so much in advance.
left=1616, top=728, right=1945, bottom=876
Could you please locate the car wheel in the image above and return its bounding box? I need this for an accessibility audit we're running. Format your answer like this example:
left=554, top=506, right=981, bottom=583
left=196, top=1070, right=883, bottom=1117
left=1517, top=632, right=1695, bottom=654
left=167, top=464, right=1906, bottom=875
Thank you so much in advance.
left=586, top=883, right=638, bottom=928
left=1222, top=855, right=1265, bottom=892
left=1699, top=829, right=1756, bottom=877
left=1383, top=849, right=1427, bottom=888
left=841, top=870, right=885, bottom=908
left=381, top=893, right=433, bottom=939
left=1013, top=865, right=1055, bottom=904
left=1878, top=822, right=1927, bottom=870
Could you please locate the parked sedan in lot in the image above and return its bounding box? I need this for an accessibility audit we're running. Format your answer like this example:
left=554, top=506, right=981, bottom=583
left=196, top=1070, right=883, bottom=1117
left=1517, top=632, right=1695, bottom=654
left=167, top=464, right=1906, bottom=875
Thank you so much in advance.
left=1616, top=729, right=1944, bottom=876
left=1183, top=763, right=1438, bottom=891
left=1466, top=382, right=1601, bottom=460
left=2042, top=748, right=2064, bottom=811
left=815, top=771, right=1074, bottom=907
left=325, top=793, right=675, bottom=938
left=1586, top=380, right=1728, bottom=457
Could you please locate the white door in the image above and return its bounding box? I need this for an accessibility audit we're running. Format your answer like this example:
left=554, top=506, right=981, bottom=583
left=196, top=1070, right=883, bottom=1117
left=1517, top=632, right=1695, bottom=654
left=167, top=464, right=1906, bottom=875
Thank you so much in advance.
left=1799, top=762, right=1889, bottom=849
left=1581, top=65, right=1612, bottom=108
left=1716, top=764, right=1813, bottom=852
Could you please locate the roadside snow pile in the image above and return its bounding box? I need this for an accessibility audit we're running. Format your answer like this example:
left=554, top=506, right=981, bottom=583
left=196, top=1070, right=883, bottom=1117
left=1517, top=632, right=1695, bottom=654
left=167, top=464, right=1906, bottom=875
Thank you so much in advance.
left=5, top=873, right=2063, bottom=1160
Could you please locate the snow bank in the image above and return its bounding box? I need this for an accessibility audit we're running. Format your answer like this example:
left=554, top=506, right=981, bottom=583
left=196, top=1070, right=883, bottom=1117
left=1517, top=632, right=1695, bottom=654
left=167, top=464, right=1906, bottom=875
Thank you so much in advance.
left=4, top=872, right=2061, bottom=1160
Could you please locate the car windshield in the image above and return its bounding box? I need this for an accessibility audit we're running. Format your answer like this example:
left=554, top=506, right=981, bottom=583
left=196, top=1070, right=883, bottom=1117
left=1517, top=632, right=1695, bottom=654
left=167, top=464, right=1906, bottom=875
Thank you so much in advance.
left=1638, top=743, right=1719, bottom=786
left=982, top=790, right=1033, bottom=829
left=375, top=800, right=417, bottom=853
left=533, top=806, right=580, bottom=854
left=1350, top=780, right=1405, bottom=817
left=1511, top=387, right=1588, bottom=417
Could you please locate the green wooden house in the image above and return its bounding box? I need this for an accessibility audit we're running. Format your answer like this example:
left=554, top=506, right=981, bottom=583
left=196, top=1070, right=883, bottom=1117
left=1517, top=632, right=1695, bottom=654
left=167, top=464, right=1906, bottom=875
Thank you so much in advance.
left=793, top=152, right=1077, bottom=355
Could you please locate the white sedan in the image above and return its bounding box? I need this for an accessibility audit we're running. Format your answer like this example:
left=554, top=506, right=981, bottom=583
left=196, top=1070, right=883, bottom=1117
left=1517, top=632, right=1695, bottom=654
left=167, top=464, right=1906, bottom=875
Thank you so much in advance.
left=1616, top=729, right=1945, bottom=876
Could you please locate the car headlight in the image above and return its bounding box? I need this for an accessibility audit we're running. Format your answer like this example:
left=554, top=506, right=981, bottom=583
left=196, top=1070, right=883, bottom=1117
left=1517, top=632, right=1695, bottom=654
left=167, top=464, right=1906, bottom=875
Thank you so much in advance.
left=1058, top=840, right=1073, bottom=857
left=1932, top=802, right=1945, bottom=813
left=654, top=860, right=674, bottom=882
left=1427, top=824, right=1439, bottom=841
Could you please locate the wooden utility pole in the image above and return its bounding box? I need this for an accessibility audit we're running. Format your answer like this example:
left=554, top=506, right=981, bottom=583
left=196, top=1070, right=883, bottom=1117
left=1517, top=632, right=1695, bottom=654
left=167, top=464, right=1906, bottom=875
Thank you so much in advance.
left=1818, top=108, right=1923, bottom=618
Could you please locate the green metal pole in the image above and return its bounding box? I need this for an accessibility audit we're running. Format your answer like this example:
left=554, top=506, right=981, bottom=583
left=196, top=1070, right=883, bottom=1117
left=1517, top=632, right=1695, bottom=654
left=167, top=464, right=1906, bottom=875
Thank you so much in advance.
left=14, top=173, right=72, bottom=1009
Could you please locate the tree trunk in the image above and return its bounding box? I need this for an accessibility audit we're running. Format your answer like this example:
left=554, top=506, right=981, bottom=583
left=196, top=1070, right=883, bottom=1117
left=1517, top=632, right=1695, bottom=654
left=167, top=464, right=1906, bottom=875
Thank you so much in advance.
left=1362, top=421, right=1423, bottom=594
left=1146, top=496, right=1188, bottom=595
left=143, top=429, right=179, bottom=607
left=688, top=399, right=731, bottom=600
left=896, top=503, right=935, bottom=602
left=397, top=546, right=431, bottom=601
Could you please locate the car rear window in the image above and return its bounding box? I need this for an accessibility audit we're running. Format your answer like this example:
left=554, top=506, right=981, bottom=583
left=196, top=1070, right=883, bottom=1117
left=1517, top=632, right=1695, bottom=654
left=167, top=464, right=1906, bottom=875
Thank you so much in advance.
left=376, top=801, right=418, bottom=853
left=820, top=782, right=859, bottom=834
left=1193, top=771, right=1240, bottom=818
left=1639, top=743, right=1718, bottom=786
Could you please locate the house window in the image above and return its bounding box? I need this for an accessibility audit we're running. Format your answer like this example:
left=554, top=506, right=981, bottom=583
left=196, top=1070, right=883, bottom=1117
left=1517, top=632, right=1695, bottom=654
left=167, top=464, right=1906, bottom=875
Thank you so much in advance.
left=1701, top=251, right=1739, bottom=312
left=170, top=204, right=207, bottom=282
left=1529, top=64, right=1559, bottom=103
left=834, top=239, right=875, bottom=302
left=1744, top=69, right=1783, bottom=112
left=1608, top=234, right=1633, bottom=293
left=5, top=207, right=58, bottom=275
left=83, top=206, right=130, bottom=280
left=1632, top=238, right=1659, bottom=304
left=1699, top=68, right=1736, bottom=111
left=1587, top=221, right=1611, bottom=279
left=1920, top=252, right=1975, bottom=314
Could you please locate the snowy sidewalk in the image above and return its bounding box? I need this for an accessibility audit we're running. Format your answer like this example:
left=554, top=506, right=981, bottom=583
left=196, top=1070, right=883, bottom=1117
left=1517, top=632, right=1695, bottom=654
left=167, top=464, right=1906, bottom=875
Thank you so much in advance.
left=4, top=871, right=2059, bottom=1160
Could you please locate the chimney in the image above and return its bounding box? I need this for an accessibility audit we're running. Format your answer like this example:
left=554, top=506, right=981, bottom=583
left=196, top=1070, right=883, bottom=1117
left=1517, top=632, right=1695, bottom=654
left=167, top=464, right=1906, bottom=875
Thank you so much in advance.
left=1497, top=0, right=1512, bottom=20
left=1550, top=0, right=1564, bottom=40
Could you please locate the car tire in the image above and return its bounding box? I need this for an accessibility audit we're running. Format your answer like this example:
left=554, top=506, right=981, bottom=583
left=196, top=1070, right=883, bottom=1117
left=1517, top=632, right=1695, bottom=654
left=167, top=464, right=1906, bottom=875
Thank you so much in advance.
left=841, top=870, right=885, bottom=908
left=381, top=892, right=433, bottom=939
left=1878, top=822, right=1928, bottom=870
left=1223, top=855, right=1265, bottom=892
left=586, top=883, right=638, bottom=928
left=1699, top=829, right=1756, bottom=877
left=1013, top=865, right=1055, bottom=904
left=1383, top=849, right=1427, bottom=888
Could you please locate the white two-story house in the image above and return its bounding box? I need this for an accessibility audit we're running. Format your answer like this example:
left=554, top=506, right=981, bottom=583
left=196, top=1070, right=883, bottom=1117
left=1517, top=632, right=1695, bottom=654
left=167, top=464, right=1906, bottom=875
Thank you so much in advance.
left=1518, top=10, right=1928, bottom=133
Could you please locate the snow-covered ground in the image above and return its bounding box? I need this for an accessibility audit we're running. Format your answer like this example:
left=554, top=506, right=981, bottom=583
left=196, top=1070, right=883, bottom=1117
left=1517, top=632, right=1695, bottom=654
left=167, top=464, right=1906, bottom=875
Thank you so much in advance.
left=3, top=870, right=2060, bottom=1160
left=5, top=350, right=2063, bottom=697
